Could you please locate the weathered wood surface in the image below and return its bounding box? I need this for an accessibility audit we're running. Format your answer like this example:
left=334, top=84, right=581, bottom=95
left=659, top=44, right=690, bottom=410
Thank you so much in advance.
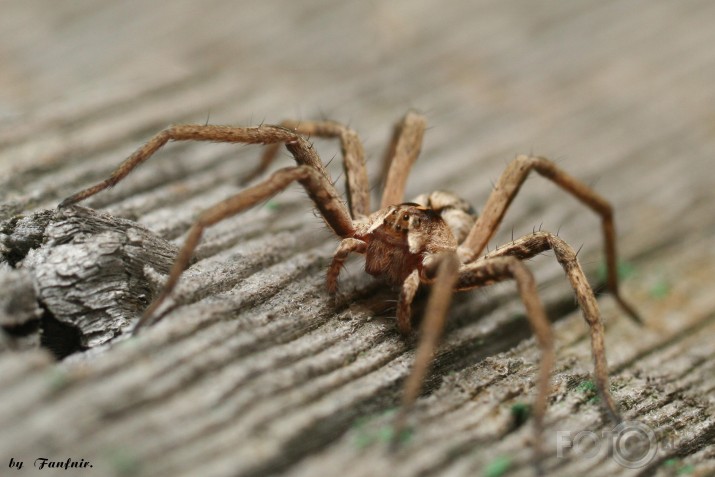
left=1, top=1, right=714, bottom=476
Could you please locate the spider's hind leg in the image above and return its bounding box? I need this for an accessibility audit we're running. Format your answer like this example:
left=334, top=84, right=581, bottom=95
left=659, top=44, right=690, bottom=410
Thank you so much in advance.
left=380, top=111, right=427, bottom=208
left=482, top=231, right=622, bottom=423
left=245, top=119, right=370, bottom=218
left=458, top=155, right=641, bottom=325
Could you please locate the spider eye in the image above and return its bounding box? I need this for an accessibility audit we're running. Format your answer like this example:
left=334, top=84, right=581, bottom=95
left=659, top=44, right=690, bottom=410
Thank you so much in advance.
left=402, top=214, right=409, bottom=221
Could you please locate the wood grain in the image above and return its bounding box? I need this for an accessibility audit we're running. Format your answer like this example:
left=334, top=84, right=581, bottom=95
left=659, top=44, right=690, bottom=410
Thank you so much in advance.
left=1, top=1, right=714, bottom=476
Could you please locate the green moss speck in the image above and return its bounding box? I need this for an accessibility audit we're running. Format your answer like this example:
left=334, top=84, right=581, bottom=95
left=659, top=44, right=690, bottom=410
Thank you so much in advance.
left=352, top=409, right=412, bottom=448
left=649, top=277, right=671, bottom=299
left=484, top=456, right=511, bottom=477
left=510, top=402, right=530, bottom=427
left=105, top=448, right=141, bottom=476
left=597, top=260, right=635, bottom=282
left=576, top=380, right=597, bottom=393
left=677, top=464, right=695, bottom=475
left=665, top=458, right=695, bottom=475
left=45, top=368, right=69, bottom=392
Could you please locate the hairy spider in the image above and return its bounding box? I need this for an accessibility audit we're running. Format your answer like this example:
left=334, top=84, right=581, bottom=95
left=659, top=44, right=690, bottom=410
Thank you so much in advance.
left=59, top=110, right=641, bottom=462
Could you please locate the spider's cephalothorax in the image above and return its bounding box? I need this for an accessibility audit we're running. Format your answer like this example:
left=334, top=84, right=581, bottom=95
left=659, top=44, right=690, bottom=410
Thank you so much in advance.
left=58, top=110, right=642, bottom=465
left=359, top=201, right=461, bottom=285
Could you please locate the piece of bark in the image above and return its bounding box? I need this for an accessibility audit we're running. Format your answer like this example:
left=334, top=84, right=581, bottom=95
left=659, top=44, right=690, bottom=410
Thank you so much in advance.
left=0, top=266, right=41, bottom=351
left=1, top=207, right=178, bottom=352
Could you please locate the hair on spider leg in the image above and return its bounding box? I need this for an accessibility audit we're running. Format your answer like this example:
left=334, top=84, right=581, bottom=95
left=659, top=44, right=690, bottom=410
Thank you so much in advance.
left=324, top=152, right=337, bottom=169
left=316, top=108, right=328, bottom=122
left=586, top=174, right=603, bottom=189
left=488, top=177, right=497, bottom=191
left=330, top=164, right=344, bottom=186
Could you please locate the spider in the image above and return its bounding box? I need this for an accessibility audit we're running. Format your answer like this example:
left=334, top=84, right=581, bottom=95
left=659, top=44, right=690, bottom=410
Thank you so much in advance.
left=58, top=110, right=640, bottom=461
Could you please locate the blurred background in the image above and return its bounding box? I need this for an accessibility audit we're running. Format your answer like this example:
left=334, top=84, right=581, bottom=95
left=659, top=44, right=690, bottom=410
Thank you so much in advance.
left=2, top=0, right=713, bottom=240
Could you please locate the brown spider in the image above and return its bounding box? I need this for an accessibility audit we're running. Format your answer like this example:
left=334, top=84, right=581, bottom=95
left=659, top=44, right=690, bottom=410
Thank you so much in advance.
left=58, top=110, right=640, bottom=461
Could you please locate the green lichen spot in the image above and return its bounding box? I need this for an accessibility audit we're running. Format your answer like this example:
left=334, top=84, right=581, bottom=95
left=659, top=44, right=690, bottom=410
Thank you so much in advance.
left=510, top=402, right=530, bottom=427
left=105, top=448, right=141, bottom=476
left=575, top=379, right=600, bottom=404
left=576, top=380, right=597, bottom=394
left=377, top=425, right=394, bottom=443
left=649, top=277, right=671, bottom=299
left=45, top=368, right=69, bottom=392
left=665, top=459, right=695, bottom=475
left=677, top=464, right=695, bottom=475
left=352, top=410, right=412, bottom=449
left=354, top=431, right=374, bottom=449
left=265, top=200, right=280, bottom=211
left=377, top=425, right=412, bottom=445
left=597, top=260, right=635, bottom=282
left=484, top=456, right=511, bottom=477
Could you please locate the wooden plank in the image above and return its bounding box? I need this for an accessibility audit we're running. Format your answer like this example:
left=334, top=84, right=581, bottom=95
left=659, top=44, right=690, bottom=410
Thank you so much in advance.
left=1, top=1, right=714, bottom=476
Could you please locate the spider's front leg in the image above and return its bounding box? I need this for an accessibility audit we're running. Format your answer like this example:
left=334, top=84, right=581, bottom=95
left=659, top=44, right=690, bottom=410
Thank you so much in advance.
left=58, top=124, right=358, bottom=331
left=326, top=238, right=367, bottom=294
left=132, top=164, right=354, bottom=330
left=59, top=125, right=305, bottom=208
left=392, top=252, right=460, bottom=443
left=396, top=270, right=421, bottom=336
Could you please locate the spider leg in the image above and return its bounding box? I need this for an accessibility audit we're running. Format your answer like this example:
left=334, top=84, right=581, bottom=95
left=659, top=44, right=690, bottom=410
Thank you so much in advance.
left=396, top=269, right=421, bottom=335
left=326, top=238, right=367, bottom=294
left=480, top=231, right=621, bottom=422
left=58, top=123, right=354, bottom=233
left=393, top=254, right=555, bottom=460
left=243, top=120, right=370, bottom=218
left=134, top=165, right=353, bottom=331
left=393, top=252, right=460, bottom=444
left=380, top=110, right=427, bottom=208
left=59, top=125, right=293, bottom=207
left=458, top=155, right=642, bottom=324
left=458, top=257, right=555, bottom=471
